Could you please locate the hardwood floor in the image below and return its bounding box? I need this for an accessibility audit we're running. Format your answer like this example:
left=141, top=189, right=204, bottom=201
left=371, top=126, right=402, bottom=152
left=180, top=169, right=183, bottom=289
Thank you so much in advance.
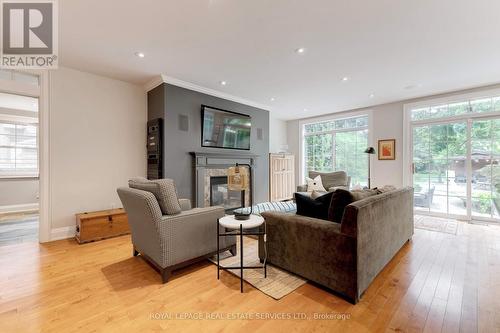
left=0, top=212, right=38, bottom=246
left=0, top=222, right=499, bottom=332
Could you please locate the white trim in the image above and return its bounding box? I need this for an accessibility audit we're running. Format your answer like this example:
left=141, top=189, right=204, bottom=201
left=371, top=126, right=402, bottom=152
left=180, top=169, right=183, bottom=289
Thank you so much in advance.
left=144, top=74, right=272, bottom=111
left=50, top=226, right=75, bottom=241
left=143, top=75, right=164, bottom=92
left=38, top=71, right=50, bottom=243
left=0, top=203, right=38, bottom=214
left=0, top=80, right=39, bottom=97
left=297, top=110, right=373, bottom=182
left=0, top=175, right=38, bottom=179
left=402, top=105, right=412, bottom=187
left=0, top=113, right=38, bottom=124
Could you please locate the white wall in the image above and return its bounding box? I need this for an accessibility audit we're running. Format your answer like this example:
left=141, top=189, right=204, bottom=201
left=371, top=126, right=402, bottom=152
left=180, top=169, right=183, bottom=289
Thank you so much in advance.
left=0, top=178, right=38, bottom=210
left=287, top=83, right=500, bottom=188
left=269, top=115, right=287, bottom=153
left=49, top=67, right=146, bottom=230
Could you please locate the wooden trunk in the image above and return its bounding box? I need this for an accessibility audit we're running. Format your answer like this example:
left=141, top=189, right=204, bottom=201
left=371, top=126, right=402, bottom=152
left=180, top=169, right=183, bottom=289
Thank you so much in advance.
left=75, top=208, right=129, bottom=244
left=269, top=153, right=295, bottom=202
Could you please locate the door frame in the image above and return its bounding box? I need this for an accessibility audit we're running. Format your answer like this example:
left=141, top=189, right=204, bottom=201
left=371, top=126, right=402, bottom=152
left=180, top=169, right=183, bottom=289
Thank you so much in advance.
left=403, top=88, right=500, bottom=222
left=0, top=70, right=50, bottom=242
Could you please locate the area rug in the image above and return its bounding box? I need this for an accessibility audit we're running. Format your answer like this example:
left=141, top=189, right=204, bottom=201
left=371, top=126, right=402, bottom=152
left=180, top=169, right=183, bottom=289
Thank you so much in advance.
left=414, top=215, right=459, bottom=235
left=209, top=238, right=306, bottom=300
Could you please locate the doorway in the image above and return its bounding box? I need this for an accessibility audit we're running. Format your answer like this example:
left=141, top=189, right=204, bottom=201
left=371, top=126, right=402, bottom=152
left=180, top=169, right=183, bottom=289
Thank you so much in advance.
left=0, top=70, right=41, bottom=245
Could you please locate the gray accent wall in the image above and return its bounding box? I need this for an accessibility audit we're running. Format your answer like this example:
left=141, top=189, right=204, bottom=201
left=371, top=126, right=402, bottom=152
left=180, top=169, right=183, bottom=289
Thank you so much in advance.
left=148, top=83, right=270, bottom=205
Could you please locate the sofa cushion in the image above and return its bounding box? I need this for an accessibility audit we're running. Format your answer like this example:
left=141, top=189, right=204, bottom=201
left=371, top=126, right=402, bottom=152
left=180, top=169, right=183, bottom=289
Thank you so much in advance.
left=306, top=175, right=326, bottom=192
left=328, top=189, right=354, bottom=223
left=129, top=177, right=181, bottom=215
left=295, top=191, right=334, bottom=220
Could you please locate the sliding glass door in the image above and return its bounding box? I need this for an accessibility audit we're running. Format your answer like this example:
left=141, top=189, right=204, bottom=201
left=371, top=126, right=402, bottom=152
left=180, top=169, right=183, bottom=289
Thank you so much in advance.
left=412, top=121, right=468, bottom=217
left=411, top=116, right=500, bottom=222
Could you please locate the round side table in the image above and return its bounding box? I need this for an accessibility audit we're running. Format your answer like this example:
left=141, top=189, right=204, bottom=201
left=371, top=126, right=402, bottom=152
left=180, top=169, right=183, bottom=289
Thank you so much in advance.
left=217, top=214, right=266, bottom=292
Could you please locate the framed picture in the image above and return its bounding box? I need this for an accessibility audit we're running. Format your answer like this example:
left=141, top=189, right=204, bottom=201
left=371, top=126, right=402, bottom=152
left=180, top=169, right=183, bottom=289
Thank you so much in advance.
left=378, top=139, right=396, bottom=160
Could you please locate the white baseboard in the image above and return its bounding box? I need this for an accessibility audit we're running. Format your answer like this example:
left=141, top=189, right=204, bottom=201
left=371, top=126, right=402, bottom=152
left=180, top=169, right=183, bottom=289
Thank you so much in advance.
left=50, top=226, right=76, bottom=241
left=0, top=203, right=39, bottom=214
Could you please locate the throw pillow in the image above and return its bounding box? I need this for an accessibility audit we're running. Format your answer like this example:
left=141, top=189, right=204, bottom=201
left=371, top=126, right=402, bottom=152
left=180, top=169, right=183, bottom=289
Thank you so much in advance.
left=350, top=189, right=380, bottom=201
left=295, top=191, right=334, bottom=220
left=129, top=177, right=182, bottom=215
left=311, top=190, right=329, bottom=199
left=306, top=175, right=326, bottom=192
left=327, top=189, right=354, bottom=223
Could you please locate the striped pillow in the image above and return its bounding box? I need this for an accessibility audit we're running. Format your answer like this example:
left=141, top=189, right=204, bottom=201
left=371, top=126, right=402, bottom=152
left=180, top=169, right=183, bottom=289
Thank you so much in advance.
left=233, top=201, right=296, bottom=216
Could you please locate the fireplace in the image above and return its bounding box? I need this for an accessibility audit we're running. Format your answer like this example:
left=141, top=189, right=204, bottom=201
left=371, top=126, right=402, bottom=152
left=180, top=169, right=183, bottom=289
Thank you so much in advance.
left=209, top=176, right=245, bottom=212
left=191, top=151, right=257, bottom=209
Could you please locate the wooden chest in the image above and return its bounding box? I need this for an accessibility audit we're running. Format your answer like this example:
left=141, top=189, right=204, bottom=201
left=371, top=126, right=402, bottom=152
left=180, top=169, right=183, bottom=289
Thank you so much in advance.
left=75, top=208, right=130, bottom=244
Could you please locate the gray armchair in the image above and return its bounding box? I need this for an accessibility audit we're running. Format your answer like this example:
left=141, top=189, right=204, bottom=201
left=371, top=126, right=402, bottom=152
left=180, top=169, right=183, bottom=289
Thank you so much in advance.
left=117, top=187, right=236, bottom=283
left=297, top=170, right=351, bottom=192
left=414, top=186, right=435, bottom=208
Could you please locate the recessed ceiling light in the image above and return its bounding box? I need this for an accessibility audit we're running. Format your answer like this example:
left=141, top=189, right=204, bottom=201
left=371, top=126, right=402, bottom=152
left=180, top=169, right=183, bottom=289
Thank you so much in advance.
left=134, top=52, right=145, bottom=58
left=342, top=77, right=349, bottom=82
left=270, top=97, right=276, bottom=102
left=369, top=93, right=375, bottom=98
left=220, top=81, right=227, bottom=86
left=303, top=108, right=308, bottom=112
left=296, top=48, right=306, bottom=54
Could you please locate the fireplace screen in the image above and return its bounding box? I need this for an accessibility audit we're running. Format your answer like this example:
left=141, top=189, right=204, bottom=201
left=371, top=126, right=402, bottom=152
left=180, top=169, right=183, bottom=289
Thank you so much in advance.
left=210, top=176, right=245, bottom=212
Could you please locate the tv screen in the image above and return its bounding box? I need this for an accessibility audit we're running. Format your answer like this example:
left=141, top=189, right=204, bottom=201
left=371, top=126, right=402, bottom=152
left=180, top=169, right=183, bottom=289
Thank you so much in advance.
left=201, top=105, right=251, bottom=150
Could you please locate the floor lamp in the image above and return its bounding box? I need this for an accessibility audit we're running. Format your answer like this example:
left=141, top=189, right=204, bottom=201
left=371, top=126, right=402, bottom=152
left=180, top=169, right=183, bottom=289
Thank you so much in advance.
left=364, top=147, right=375, bottom=188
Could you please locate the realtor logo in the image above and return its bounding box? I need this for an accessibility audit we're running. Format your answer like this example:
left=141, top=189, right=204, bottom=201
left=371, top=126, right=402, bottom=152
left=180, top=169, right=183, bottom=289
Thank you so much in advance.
left=1, top=0, right=58, bottom=68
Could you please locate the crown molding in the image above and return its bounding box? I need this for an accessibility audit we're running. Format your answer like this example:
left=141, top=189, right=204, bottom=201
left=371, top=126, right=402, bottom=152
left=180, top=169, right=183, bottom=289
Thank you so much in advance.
left=143, top=75, right=165, bottom=92
left=144, top=74, right=271, bottom=111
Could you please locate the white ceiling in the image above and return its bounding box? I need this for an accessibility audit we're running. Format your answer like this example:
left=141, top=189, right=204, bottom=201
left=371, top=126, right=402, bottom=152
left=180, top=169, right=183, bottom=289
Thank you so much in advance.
left=60, top=0, right=500, bottom=120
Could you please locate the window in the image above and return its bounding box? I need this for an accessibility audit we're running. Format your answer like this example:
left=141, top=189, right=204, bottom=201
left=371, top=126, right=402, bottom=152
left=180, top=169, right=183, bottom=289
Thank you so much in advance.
left=0, top=92, right=38, bottom=112
left=303, top=115, right=369, bottom=187
left=0, top=69, right=39, bottom=86
left=0, top=122, right=38, bottom=177
left=411, top=95, right=500, bottom=121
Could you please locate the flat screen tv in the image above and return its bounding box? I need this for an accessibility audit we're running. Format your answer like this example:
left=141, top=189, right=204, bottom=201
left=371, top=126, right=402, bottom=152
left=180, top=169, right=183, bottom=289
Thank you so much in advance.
left=201, top=105, right=251, bottom=150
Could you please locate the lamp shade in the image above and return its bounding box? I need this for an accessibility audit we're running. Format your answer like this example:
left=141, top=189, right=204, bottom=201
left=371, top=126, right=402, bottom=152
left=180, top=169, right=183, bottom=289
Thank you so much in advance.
left=364, top=147, right=376, bottom=154
left=227, top=164, right=250, bottom=191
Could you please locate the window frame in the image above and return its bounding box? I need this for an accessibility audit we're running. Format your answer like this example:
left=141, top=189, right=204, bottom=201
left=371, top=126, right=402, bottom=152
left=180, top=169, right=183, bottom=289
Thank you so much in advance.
left=299, top=110, right=373, bottom=184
